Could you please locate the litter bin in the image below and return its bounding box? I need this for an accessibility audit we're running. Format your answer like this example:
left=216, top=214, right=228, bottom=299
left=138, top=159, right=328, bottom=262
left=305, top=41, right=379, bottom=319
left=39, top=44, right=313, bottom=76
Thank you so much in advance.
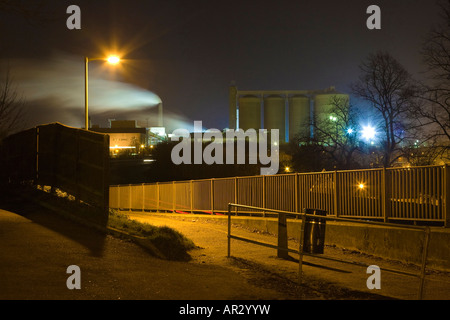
left=303, top=208, right=327, bottom=254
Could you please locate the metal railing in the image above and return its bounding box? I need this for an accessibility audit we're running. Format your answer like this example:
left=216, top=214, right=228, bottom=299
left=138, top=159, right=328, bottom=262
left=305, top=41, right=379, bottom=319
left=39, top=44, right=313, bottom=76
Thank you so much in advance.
left=226, top=203, right=431, bottom=300
left=109, top=165, right=450, bottom=226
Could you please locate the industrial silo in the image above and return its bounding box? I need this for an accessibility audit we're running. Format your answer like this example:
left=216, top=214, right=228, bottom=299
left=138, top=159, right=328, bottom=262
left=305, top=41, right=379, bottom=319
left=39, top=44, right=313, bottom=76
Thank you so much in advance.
left=238, top=95, right=261, bottom=131
left=288, top=95, right=310, bottom=141
left=313, top=92, right=349, bottom=124
left=229, top=85, right=238, bottom=129
left=264, top=95, right=286, bottom=142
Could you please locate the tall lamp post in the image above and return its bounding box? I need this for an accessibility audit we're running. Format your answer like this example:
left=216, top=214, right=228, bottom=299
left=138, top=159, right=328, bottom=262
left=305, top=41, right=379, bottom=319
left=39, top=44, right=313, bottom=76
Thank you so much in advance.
left=85, top=55, right=121, bottom=130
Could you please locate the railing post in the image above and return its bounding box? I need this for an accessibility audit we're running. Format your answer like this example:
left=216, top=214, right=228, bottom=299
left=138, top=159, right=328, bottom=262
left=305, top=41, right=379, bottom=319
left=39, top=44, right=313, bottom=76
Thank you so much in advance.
left=277, top=212, right=289, bottom=259
left=227, top=203, right=231, bottom=257
left=210, top=178, right=215, bottom=215
left=234, top=177, right=238, bottom=215
left=382, top=167, right=391, bottom=223
left=295, top=173, right=299, bottom=218
left=141, top=183, right=144, bottom=212
left=444, top=165, right=450, bottom=228
left=117, top=185, right=121, bottom=210
left=262, top=175, right=266, bottom=217
left=333, top=171, right=339, bottom=217
left=190, top=180, right=194, bottom=214
left=298, top=213, right=306, bottom=284
left=128, top=184, right=132, bottom=212
left=156, top=182, right=160, bottom=212
left=75, top=130, right=80, bottom=203
left=172, top=181, right=176, bottom=213
left=418, top=226, right=431, bottom=299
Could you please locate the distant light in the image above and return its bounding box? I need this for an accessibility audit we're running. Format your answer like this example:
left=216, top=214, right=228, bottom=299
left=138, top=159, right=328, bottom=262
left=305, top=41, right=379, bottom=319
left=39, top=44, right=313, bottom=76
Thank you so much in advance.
left=361, top=125, right=376, bottom=141
left=358, top=183, right=365, bottom=189
left=106, top=55, right=121, bottom=64
left=284, top=166, right=291, bottom=173
left=329, top=115, right=337, bottom=121
left=347, top=128, right=353, bottom=134
left=109, top=146, right=136, bottom=149
left=140, top=144, right=145, bottom=148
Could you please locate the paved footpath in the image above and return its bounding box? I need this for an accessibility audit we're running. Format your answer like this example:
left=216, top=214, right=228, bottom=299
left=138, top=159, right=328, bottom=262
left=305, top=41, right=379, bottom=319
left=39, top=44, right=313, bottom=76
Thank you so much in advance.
left=127, top=212, right=450, bottom=300
left=0, top=206, right=289, bottom=300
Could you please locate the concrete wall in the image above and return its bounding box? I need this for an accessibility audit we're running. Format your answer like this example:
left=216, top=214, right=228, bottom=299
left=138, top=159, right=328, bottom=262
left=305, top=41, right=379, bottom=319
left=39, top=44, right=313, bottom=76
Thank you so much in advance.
left=239, top=216, right=450, bottom=272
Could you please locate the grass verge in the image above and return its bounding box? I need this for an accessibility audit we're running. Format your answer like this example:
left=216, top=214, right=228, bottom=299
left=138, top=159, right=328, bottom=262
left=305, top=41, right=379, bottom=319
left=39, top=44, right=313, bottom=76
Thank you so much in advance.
left=3, top=184, right=197, bottom=261
left=107, top=209, right=196, bottom=261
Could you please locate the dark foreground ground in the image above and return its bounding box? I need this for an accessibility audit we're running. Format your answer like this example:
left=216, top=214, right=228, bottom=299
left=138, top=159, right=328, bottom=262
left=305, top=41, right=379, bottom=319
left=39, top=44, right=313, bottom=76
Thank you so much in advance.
left=0, top=195, right=283, bottom=300
left=1, top=187, right=449, bottom=310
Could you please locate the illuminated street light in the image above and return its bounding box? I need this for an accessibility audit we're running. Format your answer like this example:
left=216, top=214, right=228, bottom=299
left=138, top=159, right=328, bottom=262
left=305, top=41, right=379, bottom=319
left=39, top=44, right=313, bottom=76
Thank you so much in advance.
left=106, top=55, right=121, bottom=64
left=85, top=55, right=122, bottom=130
left=361, top=125, right=376, bottom=141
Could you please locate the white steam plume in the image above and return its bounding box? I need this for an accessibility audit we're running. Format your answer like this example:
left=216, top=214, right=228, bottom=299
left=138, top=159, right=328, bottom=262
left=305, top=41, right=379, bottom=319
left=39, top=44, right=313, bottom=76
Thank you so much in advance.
left=2, top=53, right=169, bottom=129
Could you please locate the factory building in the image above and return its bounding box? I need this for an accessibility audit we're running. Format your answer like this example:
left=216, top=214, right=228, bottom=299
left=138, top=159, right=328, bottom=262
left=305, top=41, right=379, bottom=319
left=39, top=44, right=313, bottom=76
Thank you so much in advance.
left=90, top=102, right=166, bottom=156
left=229, top=84, right=349, bottom=143
left=91, top=120, right=166, bottom=156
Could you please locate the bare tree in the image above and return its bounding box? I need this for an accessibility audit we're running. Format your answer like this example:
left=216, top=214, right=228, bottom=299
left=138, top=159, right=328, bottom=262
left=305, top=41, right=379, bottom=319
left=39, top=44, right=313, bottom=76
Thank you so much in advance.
left=351, top=51, right=420, bottom=167
left=0, top=67, right=25, bottom=140
left=290, top=95, right=363, bottom=170
left=413, top=0, right=450, bottom=159
left=311, top=95, right=362, bottom=169
left=403, top=135, right=445, bottom=166
left=0, top=1, right=55, bottom=141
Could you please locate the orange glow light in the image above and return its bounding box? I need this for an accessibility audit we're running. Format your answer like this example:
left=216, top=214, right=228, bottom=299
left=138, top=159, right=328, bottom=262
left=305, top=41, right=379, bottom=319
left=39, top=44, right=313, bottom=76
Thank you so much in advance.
left=106, top=55, right=121, bottom=64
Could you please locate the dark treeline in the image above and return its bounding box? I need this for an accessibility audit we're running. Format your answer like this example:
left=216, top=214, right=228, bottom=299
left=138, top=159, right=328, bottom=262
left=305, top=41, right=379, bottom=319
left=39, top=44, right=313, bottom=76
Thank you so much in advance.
left=146, top=139, right=268, bottom=182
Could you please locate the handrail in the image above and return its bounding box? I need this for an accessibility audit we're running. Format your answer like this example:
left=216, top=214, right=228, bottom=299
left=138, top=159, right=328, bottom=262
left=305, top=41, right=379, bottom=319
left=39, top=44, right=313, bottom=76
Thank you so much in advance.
left=227, top=203, right=431, bottom=300
left=227, top=203, right=428, bottom=230
left=110, top=164, right=449, bottom=226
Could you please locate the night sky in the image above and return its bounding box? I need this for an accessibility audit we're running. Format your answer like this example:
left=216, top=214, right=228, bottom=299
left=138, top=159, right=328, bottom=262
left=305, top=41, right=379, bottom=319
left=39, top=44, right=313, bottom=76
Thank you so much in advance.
left=0, top=0, right=442, bottom=133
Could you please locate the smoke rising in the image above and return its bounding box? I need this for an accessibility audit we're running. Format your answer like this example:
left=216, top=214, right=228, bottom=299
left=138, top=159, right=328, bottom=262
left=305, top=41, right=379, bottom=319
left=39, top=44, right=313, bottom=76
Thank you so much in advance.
left=2, top=53, right=190, bottom=131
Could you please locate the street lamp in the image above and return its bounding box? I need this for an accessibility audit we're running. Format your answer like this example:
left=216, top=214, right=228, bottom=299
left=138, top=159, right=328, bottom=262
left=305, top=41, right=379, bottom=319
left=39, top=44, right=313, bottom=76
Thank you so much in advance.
left=85, top=55, right=121, bottom=130
left=361, top=125, right=376, bottom=142
left=106, top=55, right=120, bottom=64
